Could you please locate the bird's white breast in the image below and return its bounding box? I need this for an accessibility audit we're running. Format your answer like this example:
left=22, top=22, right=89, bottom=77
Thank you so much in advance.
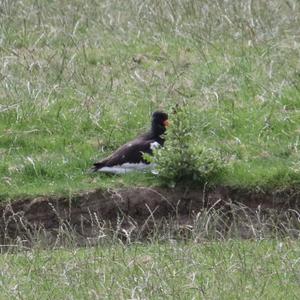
left=150, top=142, right=160, bottom=150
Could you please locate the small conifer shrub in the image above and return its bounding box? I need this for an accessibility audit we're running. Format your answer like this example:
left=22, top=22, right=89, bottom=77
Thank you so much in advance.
left=146, top=106, right=223, bottom=186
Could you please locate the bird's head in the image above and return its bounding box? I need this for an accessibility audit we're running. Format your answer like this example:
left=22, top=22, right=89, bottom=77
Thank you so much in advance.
left=151, top=111, right=169, bottom=136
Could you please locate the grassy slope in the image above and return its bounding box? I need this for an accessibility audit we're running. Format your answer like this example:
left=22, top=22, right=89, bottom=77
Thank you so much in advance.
left=1, top=240, right=300, bottom=299
left=1, top=0, right=300, bottom=199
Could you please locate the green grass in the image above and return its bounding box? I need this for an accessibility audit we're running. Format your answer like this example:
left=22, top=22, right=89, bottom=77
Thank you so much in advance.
left=2, top=3, right=300, bottom=298
left=1, top=240, right=300, bottom=299
left=1, top=0, right=300, bottom=199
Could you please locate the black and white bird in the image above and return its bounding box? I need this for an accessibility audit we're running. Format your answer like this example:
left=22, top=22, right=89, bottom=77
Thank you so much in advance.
left=92, top=111, right=169, bottom=174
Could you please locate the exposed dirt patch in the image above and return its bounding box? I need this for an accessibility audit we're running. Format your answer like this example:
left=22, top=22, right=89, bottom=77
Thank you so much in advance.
left=1, top=186, right=300, bottom=244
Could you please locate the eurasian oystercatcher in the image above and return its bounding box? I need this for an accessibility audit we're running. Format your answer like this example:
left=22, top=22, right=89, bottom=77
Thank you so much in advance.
left=92, top=111, right=169, bottom=174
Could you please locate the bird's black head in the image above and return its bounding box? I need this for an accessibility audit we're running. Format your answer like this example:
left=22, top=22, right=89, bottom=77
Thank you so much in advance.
left=151, top=111, right=169, bottom=137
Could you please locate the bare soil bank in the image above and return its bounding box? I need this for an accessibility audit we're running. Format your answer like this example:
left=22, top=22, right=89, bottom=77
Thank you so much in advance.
left=1, top=186, right=300, bottom=243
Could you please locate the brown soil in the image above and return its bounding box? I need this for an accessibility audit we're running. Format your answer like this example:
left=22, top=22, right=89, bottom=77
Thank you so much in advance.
left=1, top=186, right=300, bottom=243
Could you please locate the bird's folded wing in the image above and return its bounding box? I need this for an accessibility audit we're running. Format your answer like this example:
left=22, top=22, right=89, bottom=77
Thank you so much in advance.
left=93, top=139, right=157, bottom=169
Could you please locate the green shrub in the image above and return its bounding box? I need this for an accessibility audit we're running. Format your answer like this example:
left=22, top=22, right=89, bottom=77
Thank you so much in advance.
left=147, top=107, right=224, bottom=186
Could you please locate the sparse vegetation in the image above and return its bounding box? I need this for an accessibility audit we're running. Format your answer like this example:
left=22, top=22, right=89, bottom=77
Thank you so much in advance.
left=1, top=0, right=300, bottom=198
left=1, top=237, right=300, bottom=299
left=1, top=202, right=300, bottom=299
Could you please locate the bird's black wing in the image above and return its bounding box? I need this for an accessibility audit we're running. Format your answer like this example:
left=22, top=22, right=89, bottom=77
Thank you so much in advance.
left=92, top=138, right=156, bottom=171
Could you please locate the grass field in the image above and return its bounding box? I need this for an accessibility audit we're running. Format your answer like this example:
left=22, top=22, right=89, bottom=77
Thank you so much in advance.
left=1, top=0, right=300, bottom=198
left=1, top=239, right=300, bottom=299
left=1, top=1, right=300, bottom=298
